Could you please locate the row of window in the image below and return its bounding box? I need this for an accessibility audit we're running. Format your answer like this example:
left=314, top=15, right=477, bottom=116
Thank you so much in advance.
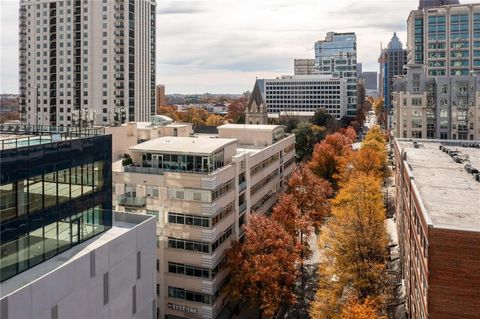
left=168, top=287, right=214, bottom=305
left=167, top=202, right=233, bottom=228
left=168, top=257, right=227, bottom=280
left=250, top=153, right=279, bottom=177
left=211, top=179, right=235, bottom=201
left=167, top=226, right=233, bottom=254
left=250, top=169, right=279, bottom=196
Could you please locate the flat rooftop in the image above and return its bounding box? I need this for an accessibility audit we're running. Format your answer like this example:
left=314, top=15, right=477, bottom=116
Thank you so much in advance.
left=0, top=213, right=153, bottom=297
left=130, top=136, right=237, bottom=155
left=135, top=122, right=191, bottom=129
left=396, top=139, right=480, bottom=232
left=218, top=124, right=284, bottom=132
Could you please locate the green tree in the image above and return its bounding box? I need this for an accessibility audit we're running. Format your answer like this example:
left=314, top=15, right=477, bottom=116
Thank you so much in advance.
left=292, top=122, right=326, bottom=161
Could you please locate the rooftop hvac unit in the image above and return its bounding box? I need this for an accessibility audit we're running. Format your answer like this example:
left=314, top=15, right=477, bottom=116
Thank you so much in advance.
left=474, top=173, right=480, bottom=182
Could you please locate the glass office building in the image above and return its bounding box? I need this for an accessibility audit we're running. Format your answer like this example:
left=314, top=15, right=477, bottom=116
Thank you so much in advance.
left=407, top=3, right=480, bottom=76
left=315, top=32, right=357, bottom=117
left=0, top=125, right=112, bottom=282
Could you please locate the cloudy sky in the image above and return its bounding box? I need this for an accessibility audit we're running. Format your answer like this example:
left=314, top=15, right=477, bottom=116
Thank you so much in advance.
left=1, top=0, right=476, bottom=94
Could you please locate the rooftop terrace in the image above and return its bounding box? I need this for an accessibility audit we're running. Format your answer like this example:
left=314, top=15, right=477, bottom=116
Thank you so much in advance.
left=396, top=139, right=480, bottom=232
left=0, top=124, right=105, bottom=150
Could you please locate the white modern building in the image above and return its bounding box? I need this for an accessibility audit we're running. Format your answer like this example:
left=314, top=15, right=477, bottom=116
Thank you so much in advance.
left=250, top=75, right=347, bottom=120
left=112, top=124, right=296, bottom=319
left=0, top=212, right=157, bottom=319
left=19, top=0, right=156, bottom=127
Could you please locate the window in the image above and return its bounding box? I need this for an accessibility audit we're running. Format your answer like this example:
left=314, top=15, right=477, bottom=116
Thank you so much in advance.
left=168, top=262, right=210, bottom=279
left=168, top=287, right=213, bottom=305
left=175, top=191, right=184, bottom=199
left=168, top=212, right=209, bottom=228
left=146, top=186, right=158, bottom=198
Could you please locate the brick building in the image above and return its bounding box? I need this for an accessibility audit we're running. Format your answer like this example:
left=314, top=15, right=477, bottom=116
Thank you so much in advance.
left=393, top=139, right=480, bottom=318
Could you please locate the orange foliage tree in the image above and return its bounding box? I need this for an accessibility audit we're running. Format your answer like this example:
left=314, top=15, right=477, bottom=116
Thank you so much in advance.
left=308, top=131, right=354, bottom=187
left=226, top=96, right=248, bottom=123
left=339, top=298, right=386, bottom=319
left=287, top=165, right=333, bottom=232
left=226, top=214, right=300, bottom=319
left=157, top=105, right=179, bottom=121
left=180, top=108, right=209, bottom=127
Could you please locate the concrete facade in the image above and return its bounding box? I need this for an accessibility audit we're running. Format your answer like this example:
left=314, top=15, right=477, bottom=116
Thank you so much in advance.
left=392, top=65, right=480, bottom=140
left=0, top=213, right=157, bottom=319
left=112, top=124, right=296, bottom=319
left=393, top=139, right=480, bottom=319
left=253, top=75, right=347, bottom=120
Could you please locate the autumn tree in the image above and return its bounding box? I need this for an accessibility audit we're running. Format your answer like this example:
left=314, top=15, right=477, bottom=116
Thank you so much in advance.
left=292, top=122, right=326, bottom=161
left=181, top=108, right=209, bottom=127
left=226, top=214, right=300, bottom=319
left=308, top=132, right=353, bottom=186
left=311, top=173, right=389, bottom=318
left=287, top=165, right=333, bottom=232
left=157, top=105, right=179, bottom=121
left=339, top=298, right=386, bottom=319
left=226, top=96, right=248, bottom=123
left=205, top=114, right=224, bottom=126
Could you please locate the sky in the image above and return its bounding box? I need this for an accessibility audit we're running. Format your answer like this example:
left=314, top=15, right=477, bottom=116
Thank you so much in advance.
left=0, top=0, right=476, bottom=94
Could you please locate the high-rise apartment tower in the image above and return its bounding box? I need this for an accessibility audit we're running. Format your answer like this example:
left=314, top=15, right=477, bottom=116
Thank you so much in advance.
left=19, top=0, right=156, bottom=127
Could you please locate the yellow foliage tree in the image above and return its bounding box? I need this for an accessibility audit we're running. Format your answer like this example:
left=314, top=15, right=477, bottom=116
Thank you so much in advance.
left=311, top=173, right=389, bottom=318
left=339, top=298, right=386, bottom=319
left=206, top=114, right=224, bottom=126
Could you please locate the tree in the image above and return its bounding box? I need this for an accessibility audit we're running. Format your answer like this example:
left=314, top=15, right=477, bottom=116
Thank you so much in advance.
left=292, top=122, right=326, bottom=161
left=311, top=108, right=338, bottom=133
left=226, top=96, right=248, bottom=123
left=226, top=214, right=300, bottom=319
left=182, top=108, right=209, bottom=127
left=324, top=173, right=388, bottom=299
left=311, top=173, right=389, bottom=318
left=206, top=114, right=224, bottom=126
left=339, top=298, right=386, bottom=319
left=157, top=105, right=180, bottom=121
left=308, top=132, right=353, bottom=186
left=287, top=165, right=333, bottom=232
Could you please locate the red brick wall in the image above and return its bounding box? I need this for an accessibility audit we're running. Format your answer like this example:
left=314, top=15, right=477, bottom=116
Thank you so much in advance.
left=428, top=228, right=480, bottom=318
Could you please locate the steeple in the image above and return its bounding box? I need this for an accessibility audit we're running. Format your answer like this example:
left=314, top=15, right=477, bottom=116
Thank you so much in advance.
left=388, top=32, right=403, bottom=51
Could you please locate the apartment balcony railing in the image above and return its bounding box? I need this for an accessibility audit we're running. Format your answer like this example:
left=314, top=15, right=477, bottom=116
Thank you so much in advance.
left=117, top=195, right=146, bottom=207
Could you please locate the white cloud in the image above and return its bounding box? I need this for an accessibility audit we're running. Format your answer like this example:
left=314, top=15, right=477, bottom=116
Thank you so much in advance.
left=5, top=0, right=476, bottom=94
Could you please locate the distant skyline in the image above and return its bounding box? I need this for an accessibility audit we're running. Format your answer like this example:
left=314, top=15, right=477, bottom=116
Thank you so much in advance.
left=1, top=0, right=477, bottom=94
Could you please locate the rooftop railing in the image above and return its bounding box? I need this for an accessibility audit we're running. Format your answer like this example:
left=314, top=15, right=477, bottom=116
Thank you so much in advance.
left=0, top=124, right=106, bottom=150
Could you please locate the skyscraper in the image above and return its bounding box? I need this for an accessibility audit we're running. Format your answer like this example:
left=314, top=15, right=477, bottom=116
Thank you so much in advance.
left=315, top=32, right=357, bottom=117
left=379, top=32, right=407, bottom=111
left=418, top=0, right=460, bottom=10
left=19, top=0, right=156, bottom=127
left=407, top=3, right=480, bottom=75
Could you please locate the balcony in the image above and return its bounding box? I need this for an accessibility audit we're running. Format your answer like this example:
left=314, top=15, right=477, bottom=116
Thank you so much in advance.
left=117, top=195, right=146, bottom=207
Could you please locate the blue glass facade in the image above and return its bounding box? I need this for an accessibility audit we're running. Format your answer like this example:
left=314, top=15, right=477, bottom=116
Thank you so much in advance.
left=0, top=133, right=112, bottom=282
